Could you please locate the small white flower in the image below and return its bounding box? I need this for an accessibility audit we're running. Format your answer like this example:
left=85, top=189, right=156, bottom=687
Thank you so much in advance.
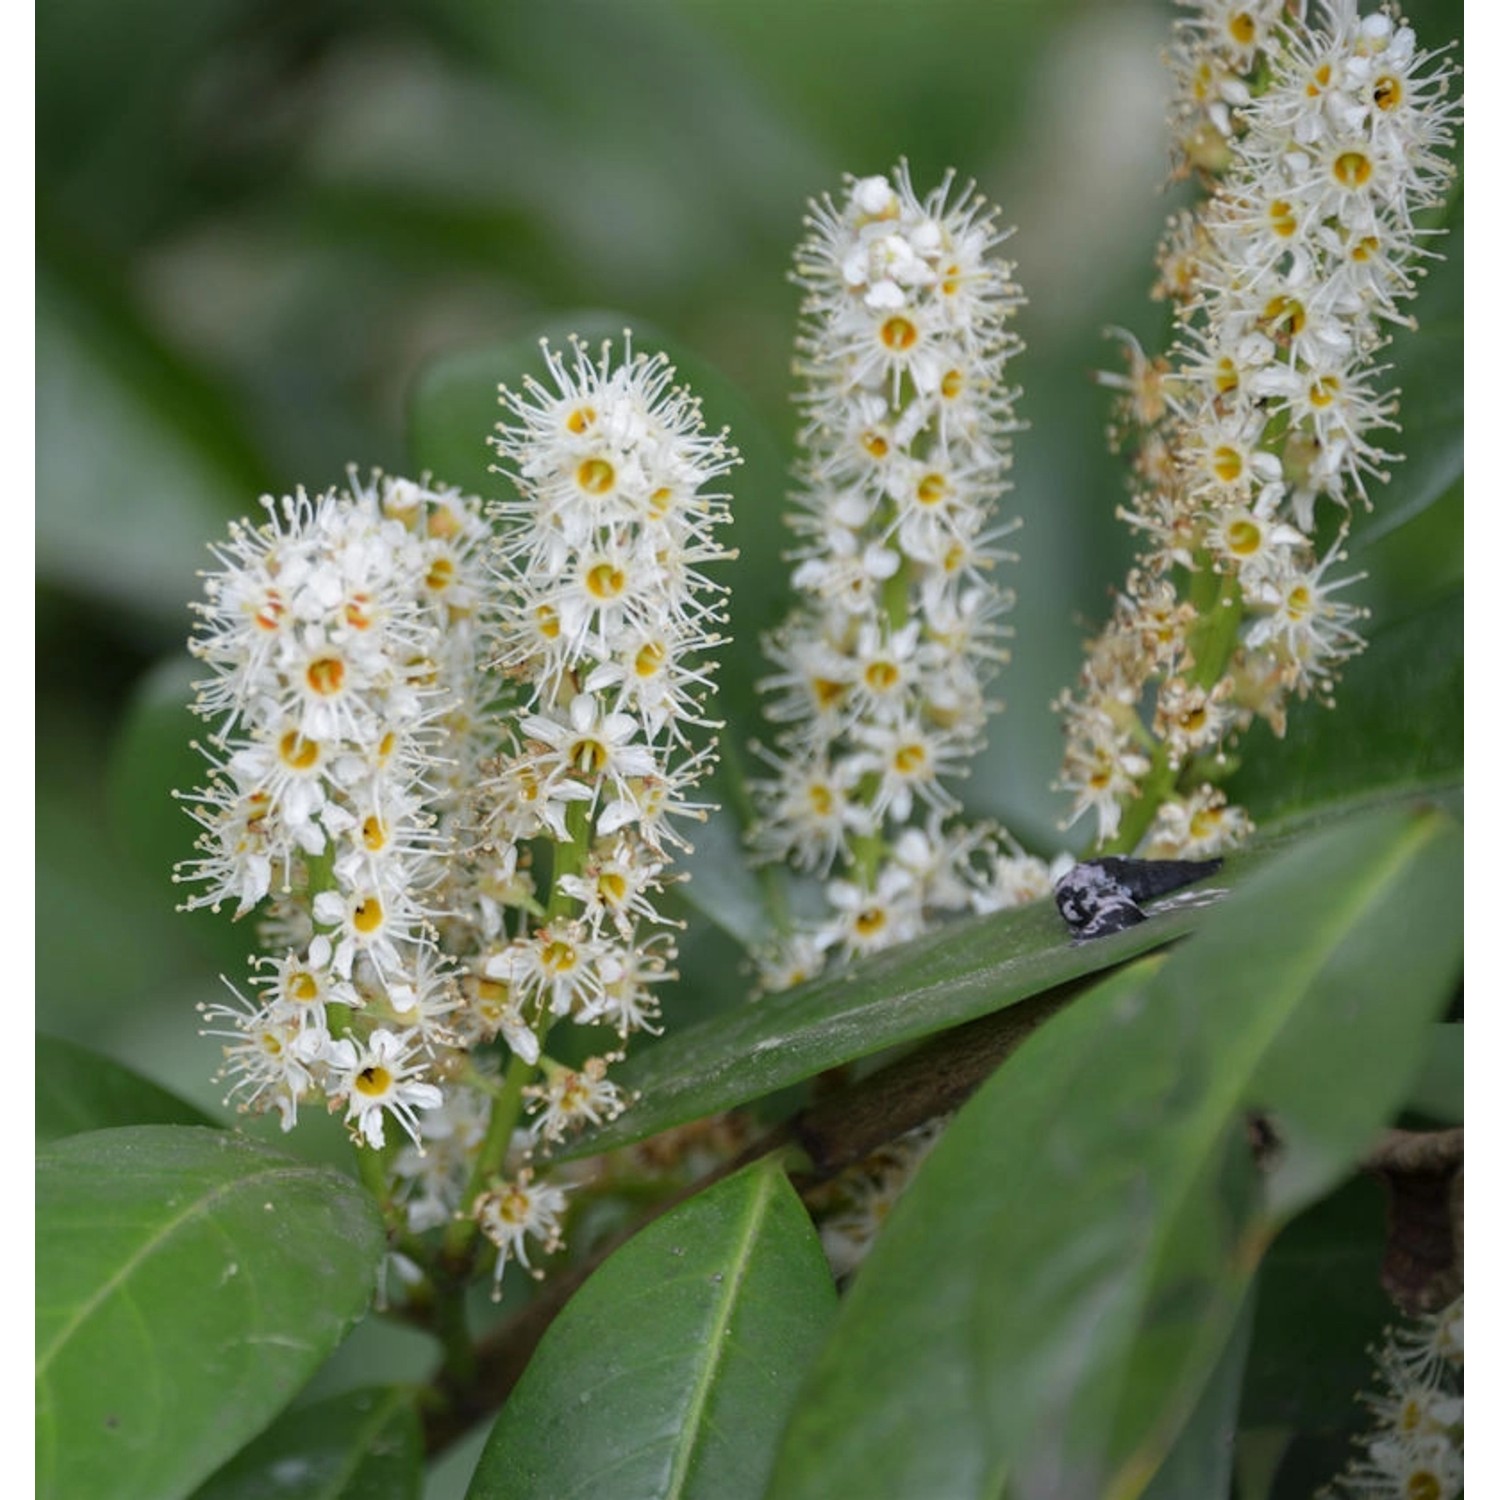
left=326, top=1027, right=443, bottom=1151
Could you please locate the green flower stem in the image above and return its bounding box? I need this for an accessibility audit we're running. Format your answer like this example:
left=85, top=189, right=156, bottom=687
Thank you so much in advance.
left=1187, top=557, right=1244, bottom=691
left=1099, top=744, right=1177, bottom=857
left=442, top=799, right=591, bottom=1269
left=881, top=551, right=912, bottom=632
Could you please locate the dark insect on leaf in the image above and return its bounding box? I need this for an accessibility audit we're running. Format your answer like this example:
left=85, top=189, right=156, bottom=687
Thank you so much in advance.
left=1054, top=856, right=1224, bottom=940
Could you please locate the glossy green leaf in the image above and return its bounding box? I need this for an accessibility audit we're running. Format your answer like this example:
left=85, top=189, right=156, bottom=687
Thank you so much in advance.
left=190, top=1387, right=422, bottom=1500
left=558, top=786, right=1459, bottom=1159
left=767, top=803, right=1461, bottom=1500
left=1228, top=587, right=1461, bottom=825
left=37, top=1126, right=386, bottom=1500
left=37, top=1035, right=218, bottom=1143
left=468, top=1159, right=836, bottom=1500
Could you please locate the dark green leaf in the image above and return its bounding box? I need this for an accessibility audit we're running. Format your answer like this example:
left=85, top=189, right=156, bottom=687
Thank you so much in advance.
left=1139, top=1289, right=1255, bottom=1500
left=1228, top=588, right=1461, bottom=825
left=37, top=1035, right=218, bottom=1143
left=767, top=803, right=1461, bottom=1500
left=1405, top=1023, right=1462, bottom=1125
left=1239, top=1176, right=1391, bottom=1430
left=190, top=1387, right=422, bottom=1500
left=558, top=786, right=1459, bottom=1159
left=468, top=1159, right=836, bottom=1500
left=37, top=1126, right=386, bottom=1500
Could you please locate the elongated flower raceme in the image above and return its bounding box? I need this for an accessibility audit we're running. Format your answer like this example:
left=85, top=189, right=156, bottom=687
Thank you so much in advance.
left=432, top=333, right=739, bottom=1289
left=750, top=165, right=1054, bottom=991
left=1057, top=0, right=1458, bottom=858
left=179, top=473, right=489, bottom=1147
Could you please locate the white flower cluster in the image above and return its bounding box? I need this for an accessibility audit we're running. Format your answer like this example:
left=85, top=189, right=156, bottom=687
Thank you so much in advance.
left=445, top=335, right=738, bottom=1286
left=181, top=339, right=737, bottom=1293
left=180, top=474, right=490, bottom=1147
left=1324, top=1295, right=1463, bottom=1500
left=1057, top=0, right=1457, bottom=857
left=750, top=165, right=1049, bottom=986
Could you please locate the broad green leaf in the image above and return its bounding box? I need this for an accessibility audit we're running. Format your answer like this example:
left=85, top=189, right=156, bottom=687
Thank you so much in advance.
left=468, top=1159, right=836, bottom=1500
left=37, top=1035, right=218, bottom=1143
left=557, top=785, right=1459, bottom=1159
left=767, top=803, right=1461, bottom=1500
left=190, top=1387, right=422, bottom=1500
left=37, top=1126, right=386, bottom=1500
left=1228, top=588, right=1461, bottom=825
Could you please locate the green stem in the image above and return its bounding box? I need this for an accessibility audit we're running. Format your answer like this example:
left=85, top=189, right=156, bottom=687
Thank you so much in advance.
left=1098, top=744, right=1177, bottom=857
left=1186, top=558, right=1245, bottom=691
left=441, top=800, right=590, bottom=1268
left=440, top=1034, right=547, bottom=1266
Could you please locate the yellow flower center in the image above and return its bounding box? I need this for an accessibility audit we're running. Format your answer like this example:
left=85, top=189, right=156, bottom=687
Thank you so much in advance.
left=306, top=657, right=345, bottom=696
left=917, top=472, right=949, bottom=507
left=1212, top=446, right=1244, bottom=483
left=576, top=457, right=616, bottom=495
left=353, top=896, right=384, bottom=935
left=1333, top=150, right=1373, bottom=189
left=893, top=743, right=927, bottom=775
left=586, top=562, right=626, bottom=600
left=278, top=732, right=320, bottom=771
left=880, top=315, right=918, bottom=352
left=1226, top=519, right=1262, bottom=556
left=288, top=971, right=320, bottom=1005
left=356, top=1065, right=391, bottom=1098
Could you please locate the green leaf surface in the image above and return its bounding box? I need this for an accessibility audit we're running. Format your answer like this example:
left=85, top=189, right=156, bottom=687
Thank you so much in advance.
left=557, top=786, right=1459, bottom=1159
left=468, top=1159, right=836, bottom=1500
left=767, top=802, right=1461, bottom=1500
left=1228, top=587, right=1461, bottom=825
left=37, top=1126, right=386, bottom=1500
left=37, top=1035, right=218, bottom=1143
left=190, top=1387, right=422, bottom=1500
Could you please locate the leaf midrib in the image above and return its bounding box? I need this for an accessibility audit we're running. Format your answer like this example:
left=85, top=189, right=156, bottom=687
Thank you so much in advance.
left=661, top=1167, right=777, bottom=1500
left=36, top=1155, right=330, bottom=1375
